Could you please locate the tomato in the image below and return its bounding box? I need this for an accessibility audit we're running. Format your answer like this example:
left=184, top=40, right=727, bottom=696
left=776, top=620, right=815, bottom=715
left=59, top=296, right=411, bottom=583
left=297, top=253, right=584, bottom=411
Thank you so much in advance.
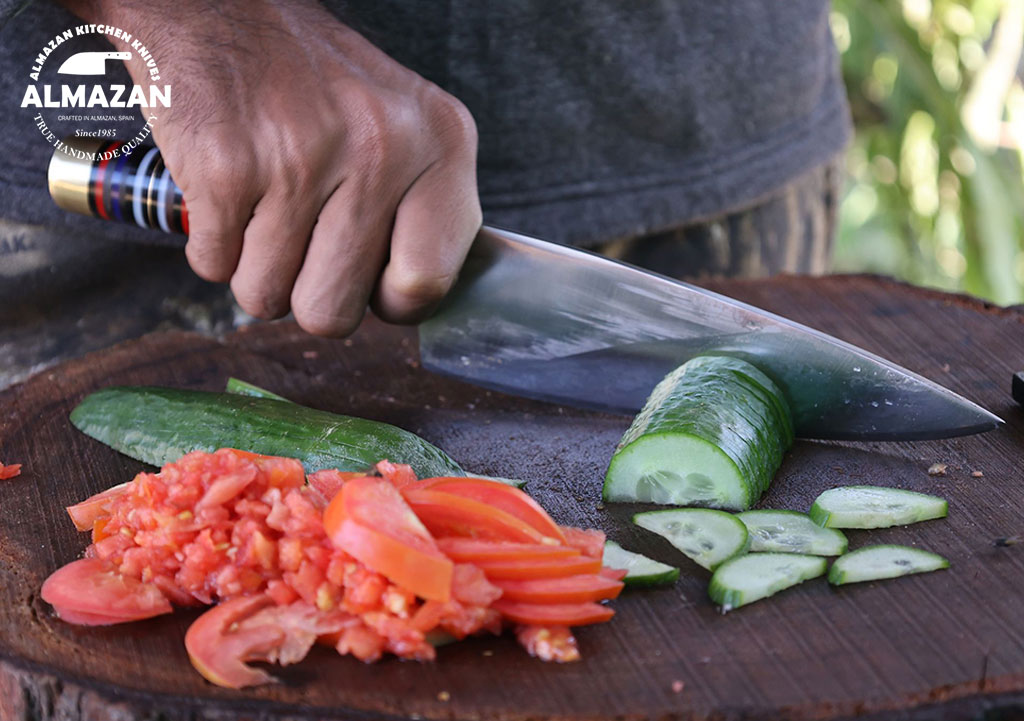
left=407, top=478, right=564, bottom=542
left=307, top=469, right=366, bottom=503
left=474, top=555, right=603, bottom=580
left=516, top=625, right=580, bottom=663
left=599, top=567, right=629, bottom=582
left=492, top=574, right=623, bottom=604
left=375, top=460, right=417, bottom=489
left=185, top=595, right=285, bottom=688
left=560, top=526, right=606, bottom=559
left=403, top=489, right=551, bottom=544
left=66, top=482, right=130, bottom=531
left=0, top=462, right=22, bottom=480
left=324, top=476, right=453, bottom=602
left=493, top=600, right=615, bottom=626
left=41, top=558, right=172, bottom=624
left=436, top=538, right=581, bottom=563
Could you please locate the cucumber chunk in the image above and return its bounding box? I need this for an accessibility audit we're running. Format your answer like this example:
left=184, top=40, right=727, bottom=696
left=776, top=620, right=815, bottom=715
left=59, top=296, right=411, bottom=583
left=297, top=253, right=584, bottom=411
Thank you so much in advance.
left=709, top=553, right=826, bottom=612
left=602, top=540, right=680, bottom=587
left=810, top=486, right=948, bottom=529
left=828, top=545, right=949, bottom=585
left=604, top=355, right=793, bottom=511
left=737, top=510, right=848, bottom=556
left=633, top=508, right=749, bottom=571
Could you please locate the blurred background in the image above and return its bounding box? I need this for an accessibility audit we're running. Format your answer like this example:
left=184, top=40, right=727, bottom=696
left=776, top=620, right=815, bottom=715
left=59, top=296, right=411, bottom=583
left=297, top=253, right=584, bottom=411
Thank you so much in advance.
left=831, top=0, right=1024, bottom=305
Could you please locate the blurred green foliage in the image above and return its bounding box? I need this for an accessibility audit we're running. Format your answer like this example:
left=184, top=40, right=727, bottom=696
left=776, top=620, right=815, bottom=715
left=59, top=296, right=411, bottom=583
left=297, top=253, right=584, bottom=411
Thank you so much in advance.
left=831, top=0, right=1024, bottom=305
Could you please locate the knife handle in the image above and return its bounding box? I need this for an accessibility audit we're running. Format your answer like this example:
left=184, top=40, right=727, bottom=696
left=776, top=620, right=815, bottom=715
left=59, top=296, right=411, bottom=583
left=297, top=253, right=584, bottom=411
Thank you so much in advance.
left=48, top=137, right=188, bottom=236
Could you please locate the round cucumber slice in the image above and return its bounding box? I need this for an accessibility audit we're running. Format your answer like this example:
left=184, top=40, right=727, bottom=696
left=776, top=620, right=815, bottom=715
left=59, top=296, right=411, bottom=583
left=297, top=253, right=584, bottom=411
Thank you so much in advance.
left=602, top=540, right=680, bottom=587
left=633, top=508, right=749, bottom=571
left=709, top=552, right=827, bottom=612
left=737, top=510, right=848, bottom=556
left=809, top=486, right=948, bottom=529
left=828, top=545, right=949, bottom=585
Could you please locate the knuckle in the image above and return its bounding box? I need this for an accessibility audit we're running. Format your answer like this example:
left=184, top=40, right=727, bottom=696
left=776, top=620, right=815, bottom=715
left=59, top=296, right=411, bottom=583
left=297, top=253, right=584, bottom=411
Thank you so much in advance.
left=185, top=234, right=235, bottom=283
left=433, top=93, right=477, bottom=148
left=388, top=266, right=457, bottom=309
left=292, top=300, right=364, bottom=338
left=230, top=277, right=287, bottom=321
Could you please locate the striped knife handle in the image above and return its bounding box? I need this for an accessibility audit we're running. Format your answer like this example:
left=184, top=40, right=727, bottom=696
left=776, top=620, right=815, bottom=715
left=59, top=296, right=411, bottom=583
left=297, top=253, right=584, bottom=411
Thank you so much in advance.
left=48, top=137, right=188, bottom=234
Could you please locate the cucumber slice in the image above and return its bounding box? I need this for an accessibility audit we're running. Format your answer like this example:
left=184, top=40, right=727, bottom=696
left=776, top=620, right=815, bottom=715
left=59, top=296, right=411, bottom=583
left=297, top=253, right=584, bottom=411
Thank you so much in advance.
left=828, top=545, right=949, bottom=585
left=810, top=486, right=948, bottom=529
left=604, top=355, right=793, bottom=511
left=633, top=508, right=749, bottom=571
left=602, top=540, right=680, bottom=587
left=709, top=552, right=827, bottom=612
left=737, top=510, right=848, bottom=556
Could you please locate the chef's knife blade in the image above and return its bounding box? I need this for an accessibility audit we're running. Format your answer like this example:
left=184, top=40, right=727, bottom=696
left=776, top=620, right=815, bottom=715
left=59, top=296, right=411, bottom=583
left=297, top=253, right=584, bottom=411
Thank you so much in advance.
left=419, top=226, right=1002, bottom=441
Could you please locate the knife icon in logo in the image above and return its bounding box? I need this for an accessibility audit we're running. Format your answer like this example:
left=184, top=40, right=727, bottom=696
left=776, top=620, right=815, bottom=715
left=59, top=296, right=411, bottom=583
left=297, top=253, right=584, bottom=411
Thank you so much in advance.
left=57, top=51, right=132, bottom=76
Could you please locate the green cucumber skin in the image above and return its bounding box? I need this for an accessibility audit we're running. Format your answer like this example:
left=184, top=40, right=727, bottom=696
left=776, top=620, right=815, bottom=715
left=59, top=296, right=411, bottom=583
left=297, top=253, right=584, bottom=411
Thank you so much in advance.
left=602, top=541, right=680, bottom=587
left=70, top=386, right=464, bottom=478
left=224, top=378, right=290, bottom=402
left=604, top=355, right=793, bottom=510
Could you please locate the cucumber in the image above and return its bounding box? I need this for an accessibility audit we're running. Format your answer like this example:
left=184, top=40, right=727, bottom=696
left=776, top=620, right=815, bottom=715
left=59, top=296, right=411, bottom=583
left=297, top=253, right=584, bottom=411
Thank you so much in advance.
left=602, top=540, right=680, bottom=587
left=809, top=486, right=948, bottom=529
left=737, top=510, right=848, bottom=556
left=603, top=355, right=793, bottom=510
left=828, top=545, right=949, bottom=585
left=633, top=508, right=749, bottom=571
left=709, top=552, right=827, bottom=612
left=70, top=386, right=464, bottom=478
left=225, top=377, right=290, bottom=402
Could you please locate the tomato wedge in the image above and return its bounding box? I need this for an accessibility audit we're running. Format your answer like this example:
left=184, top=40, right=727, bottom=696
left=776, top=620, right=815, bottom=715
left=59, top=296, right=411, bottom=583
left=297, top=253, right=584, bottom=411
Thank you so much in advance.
left=66, top=482, right=130, bottom=531
left=403, top=488, right=552, bottom=544
left=436, top=538, right=581, bottom=563
left=493, top=600, right=615, bottom=626
left=185, top=595, right=285, bottom=688
left=41, top=558, right=172, bottom=624
left=474, top=555, right=603, bottom=580
left=407, top=477, right=565, bottom=542
left=492, top=574, right=624, bottom=604
left=324, top=476, right=453, bottom=602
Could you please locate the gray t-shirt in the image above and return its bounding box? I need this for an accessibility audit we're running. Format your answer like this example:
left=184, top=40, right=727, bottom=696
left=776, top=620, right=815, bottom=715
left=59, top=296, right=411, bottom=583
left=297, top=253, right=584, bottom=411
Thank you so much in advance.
left=0, top=1, right=850, bottom=248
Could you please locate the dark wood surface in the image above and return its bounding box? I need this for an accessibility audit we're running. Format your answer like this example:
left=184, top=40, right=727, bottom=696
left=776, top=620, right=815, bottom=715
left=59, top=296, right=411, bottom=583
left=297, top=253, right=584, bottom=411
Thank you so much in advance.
left=1, top=274, right=1022, bottom=721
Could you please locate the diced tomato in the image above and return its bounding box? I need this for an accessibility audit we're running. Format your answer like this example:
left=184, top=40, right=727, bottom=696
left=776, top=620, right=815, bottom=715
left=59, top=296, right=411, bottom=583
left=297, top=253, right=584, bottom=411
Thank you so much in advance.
left=474, top=555, right=603, bottom=580
left=67, top=483, right=131, bottom=528
left=407, top=478, right=565, bottom=542
left=437, top=538, right=581, bottom=563
left=451, top=563, right=503, bottom=607
left=492, top=574, right=623, bottom=604
left=560, top=526, right=606, bottom=559
left=516, top=625, right=580, bottom=663
left=375, top=460, right=418, bottom=489
left=0, top=462, right=21, bottom=480
left=403, top=489, right=551, bottom=544
left=324, top=476, right=453, bottom=602
left=41, top=558, right=172, bottom=624
left=307, top=469, right=366, bottom=503
left=493, top=600, right=615, bottom=626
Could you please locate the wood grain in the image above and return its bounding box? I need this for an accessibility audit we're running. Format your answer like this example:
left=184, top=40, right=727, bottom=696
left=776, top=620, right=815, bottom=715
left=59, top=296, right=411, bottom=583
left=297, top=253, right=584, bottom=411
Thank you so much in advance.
left=0, top=274, right=1022, bottom=721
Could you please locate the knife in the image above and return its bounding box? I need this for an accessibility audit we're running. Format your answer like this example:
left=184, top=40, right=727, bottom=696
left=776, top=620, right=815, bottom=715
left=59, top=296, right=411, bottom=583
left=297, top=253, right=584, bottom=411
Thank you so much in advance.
left=47, top=140, right=1003, bottom=441
left=419, top=226, right=1002, bottom=441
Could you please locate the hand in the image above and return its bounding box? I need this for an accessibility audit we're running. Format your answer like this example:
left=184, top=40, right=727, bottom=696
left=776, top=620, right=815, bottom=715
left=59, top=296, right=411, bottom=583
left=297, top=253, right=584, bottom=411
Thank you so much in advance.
left=65, top=0, right=481, bottom=336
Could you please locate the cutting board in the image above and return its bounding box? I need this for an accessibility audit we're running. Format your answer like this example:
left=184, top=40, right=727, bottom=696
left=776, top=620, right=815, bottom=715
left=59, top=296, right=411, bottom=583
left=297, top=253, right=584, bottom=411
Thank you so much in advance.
left=1, top=275, right=1022, bottom=721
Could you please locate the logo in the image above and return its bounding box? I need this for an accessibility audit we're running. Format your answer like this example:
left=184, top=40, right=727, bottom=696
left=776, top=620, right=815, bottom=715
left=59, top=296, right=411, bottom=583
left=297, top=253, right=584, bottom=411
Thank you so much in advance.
left=20, top=24, right=172, bottom=162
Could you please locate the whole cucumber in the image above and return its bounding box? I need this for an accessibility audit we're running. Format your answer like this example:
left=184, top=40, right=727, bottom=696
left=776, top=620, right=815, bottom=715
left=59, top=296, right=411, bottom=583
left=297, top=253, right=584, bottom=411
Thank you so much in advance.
left=70, top=386, right=464, bottom=477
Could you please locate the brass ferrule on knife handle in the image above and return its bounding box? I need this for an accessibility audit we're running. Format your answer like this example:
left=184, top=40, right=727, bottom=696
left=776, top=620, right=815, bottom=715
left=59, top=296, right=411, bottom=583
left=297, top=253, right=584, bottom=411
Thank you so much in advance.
left=48, top=137, right=188, bottom=234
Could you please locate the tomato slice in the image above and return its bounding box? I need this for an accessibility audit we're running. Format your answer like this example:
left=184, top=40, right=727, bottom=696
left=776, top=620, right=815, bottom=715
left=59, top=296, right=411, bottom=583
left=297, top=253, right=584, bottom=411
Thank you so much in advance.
left=403, top=488, right=552, bottom=544
left=436, top=538, right=581, bottom=563
left=474, top=555, right=603, bottom=580
left=41, top=558, right=172, bottom=624
left=323, top=476, right=453, bottom=602
left=599, top=567, right=629, bottom=582
left=560, top=526, right=606, bottom=559
left=407, top=477, right=565, bottom=542
left=492, top=574, right=624, bottom=604
left=185, top=595, right=285, bottom=688
left=66, top=482, right=130, bottom=531
left=493, top=600, right=614, bottom=626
